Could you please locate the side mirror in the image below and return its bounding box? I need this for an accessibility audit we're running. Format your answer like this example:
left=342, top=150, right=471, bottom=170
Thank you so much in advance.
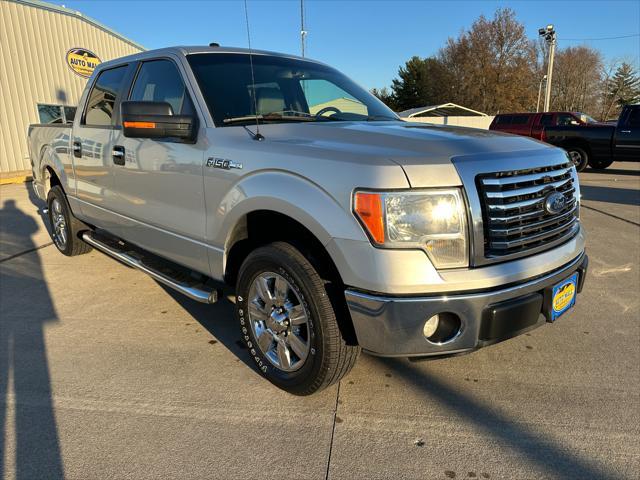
left=121, top=101, right=195, bottom=141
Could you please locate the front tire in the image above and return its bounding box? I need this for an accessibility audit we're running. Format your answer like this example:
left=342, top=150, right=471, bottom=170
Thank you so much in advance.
left=566, top=146, right=589, bottom=172
left=588, top=158, right=614, bottom=170
left=47, top=186, right=92, bottom=256
left=235, top=242, right=360, bottom=395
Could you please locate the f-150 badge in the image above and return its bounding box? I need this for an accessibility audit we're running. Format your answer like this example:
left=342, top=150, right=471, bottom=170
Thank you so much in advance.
left=206, top=157, right=243, bottom=170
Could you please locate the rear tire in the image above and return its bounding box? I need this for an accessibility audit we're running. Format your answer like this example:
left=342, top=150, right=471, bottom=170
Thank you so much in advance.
left=47, top=186, right=92, bottom=256
left=566, top=146, right=589, bottom=172
left=588, top=158, right=614, bottom=170
left=235, top=241, right=360, bottom=395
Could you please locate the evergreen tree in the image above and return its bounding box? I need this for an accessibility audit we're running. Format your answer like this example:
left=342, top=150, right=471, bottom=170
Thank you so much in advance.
left=608, top=63, right=640, bottom=109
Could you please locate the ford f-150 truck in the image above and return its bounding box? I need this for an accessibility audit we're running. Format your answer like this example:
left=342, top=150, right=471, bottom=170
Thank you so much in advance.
left=28, top=46, right=588, bottom=395
left=543, top=104, right=640, bottom=170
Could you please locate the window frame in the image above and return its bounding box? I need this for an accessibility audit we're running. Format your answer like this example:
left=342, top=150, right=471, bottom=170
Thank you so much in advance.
left=126, top=57, right=196, bottom=120
left=80, top=63, right=131, bottom=129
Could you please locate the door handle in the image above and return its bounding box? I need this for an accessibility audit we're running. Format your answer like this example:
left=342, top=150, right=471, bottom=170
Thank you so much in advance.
left=112, top=145, right=125, bottom=165
left=72, top=140, right=82, bottom=158
left=620, top=130, right=631, bottom=134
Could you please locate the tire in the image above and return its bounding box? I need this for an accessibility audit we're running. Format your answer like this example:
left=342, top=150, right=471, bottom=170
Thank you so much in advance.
left=235, top=241, right=360, bottom=395
left=588, top=158, right=614, bottom=170
left=566, top=146, right=589, bottom=172
left=47, top=185, right=92, bottom=256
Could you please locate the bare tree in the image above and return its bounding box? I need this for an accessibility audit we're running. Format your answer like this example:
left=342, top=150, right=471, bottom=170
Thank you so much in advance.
left=438, top=8, right=537, bottom=114
left=551, top=46, right=603, bottom=115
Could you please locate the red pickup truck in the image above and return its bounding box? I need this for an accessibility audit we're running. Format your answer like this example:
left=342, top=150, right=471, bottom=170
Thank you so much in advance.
left=489, top=112, right=598, bottom=140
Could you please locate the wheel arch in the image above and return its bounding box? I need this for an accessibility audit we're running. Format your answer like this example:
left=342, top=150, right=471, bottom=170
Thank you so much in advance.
left=224, top=209, right=359, bottom=346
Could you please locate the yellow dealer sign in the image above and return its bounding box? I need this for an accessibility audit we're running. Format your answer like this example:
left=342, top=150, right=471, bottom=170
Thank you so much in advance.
left=66, top=48, right=101, bottom=78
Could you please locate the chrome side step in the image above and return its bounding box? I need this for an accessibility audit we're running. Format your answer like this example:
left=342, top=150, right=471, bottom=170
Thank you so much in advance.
left=82, top=232, right=220, bottom=304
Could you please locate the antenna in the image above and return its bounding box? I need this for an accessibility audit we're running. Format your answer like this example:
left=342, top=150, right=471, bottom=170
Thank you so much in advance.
left=243, top=0, right=264, bottom=141
left=300, top=0, right=307, bottom=57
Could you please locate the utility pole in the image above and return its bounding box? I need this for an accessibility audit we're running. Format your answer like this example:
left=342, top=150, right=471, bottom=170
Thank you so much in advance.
left=536, top=75, right=547, bottom=113
left=300, top=0, right=307, bottom=57
left=539, top=24, right=556, bottom=112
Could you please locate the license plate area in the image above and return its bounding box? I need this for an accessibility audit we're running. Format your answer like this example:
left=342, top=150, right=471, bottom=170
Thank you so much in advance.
left=545, top=272, right=578, bottom=322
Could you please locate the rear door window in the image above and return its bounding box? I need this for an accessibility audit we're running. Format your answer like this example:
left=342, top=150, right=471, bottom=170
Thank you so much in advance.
left=539, top=114, right=553, bottom=126
left=129, top=59, right=194, bottom=116
left=495, top=115, right=512, bottom=125
left=83, top=65, right=128, bottom=126
left=622, top=107, right=640, bottom=127
left=510, top=115, right=530, bottom=125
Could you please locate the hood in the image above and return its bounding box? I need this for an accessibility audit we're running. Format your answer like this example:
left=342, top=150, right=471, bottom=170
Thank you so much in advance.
left=253, top=120, right=556, bottom=187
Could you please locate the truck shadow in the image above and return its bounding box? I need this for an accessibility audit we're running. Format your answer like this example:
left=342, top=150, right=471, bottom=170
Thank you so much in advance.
left=159, top=286, right=261, bottom=374
left=0, top=195, right=64, bottom=479
left=371, top=356, right=619, bottom=479
left=580, top=185, right=640, bottom=207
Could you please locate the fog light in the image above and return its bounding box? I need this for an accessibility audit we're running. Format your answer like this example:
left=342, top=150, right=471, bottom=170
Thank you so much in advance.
left=423, top=315, right=440, bottom=338
left=423, top=312, right=462, bottom=344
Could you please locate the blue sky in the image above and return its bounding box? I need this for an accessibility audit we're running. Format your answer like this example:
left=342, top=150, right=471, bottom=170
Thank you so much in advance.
left=51, top=0, right=640, bottom=89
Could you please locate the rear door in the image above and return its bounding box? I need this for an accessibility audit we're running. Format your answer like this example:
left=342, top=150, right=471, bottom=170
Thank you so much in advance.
left=72, top=64, right=130, bottom=225
left=532, top=113, right=553, bottom=140
left=110, top=57, right=210, bottom=275
left=614, top=107, right=640, bottom=161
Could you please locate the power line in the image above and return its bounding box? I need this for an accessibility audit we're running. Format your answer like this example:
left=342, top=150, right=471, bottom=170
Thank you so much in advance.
left=559, top=33, right=640, bottom=41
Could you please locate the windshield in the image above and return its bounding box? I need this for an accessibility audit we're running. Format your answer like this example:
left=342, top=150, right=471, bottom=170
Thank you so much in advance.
left=187, top=53, right=398, bottom=126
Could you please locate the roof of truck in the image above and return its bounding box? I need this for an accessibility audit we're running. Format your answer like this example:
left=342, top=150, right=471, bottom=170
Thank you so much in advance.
left=97, top=45, right=320, bottom=69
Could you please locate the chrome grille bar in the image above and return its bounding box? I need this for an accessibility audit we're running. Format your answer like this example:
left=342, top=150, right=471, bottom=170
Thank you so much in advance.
left=477, top=162, right=580, bottom=258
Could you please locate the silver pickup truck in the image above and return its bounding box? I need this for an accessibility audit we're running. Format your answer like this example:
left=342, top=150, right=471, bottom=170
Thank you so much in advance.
left=28, top=46, right=588, bottom=395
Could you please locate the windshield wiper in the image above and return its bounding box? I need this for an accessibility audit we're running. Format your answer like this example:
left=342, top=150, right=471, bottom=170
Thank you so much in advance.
left=223, top=113, right=316, bottom=125
left=365, top=115, right=401, bottom=121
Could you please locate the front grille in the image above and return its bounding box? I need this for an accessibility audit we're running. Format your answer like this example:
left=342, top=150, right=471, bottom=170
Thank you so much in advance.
left=477, top=162, right=579, bottom=258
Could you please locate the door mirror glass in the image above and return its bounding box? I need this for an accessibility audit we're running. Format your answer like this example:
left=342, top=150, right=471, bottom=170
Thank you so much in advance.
left=121, top=101, right=195, bottom=141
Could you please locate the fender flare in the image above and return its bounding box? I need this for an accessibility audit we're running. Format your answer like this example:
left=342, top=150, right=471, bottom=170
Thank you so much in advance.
left=213, top=171, right=366, bottom=259
left=39, top=145, right=70, bottom=196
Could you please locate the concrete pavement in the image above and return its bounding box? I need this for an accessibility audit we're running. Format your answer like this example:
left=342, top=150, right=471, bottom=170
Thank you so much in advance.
left=0, top=164, right=638, bottom=479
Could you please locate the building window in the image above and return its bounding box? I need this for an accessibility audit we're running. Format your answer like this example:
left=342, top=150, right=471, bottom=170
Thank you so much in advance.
left=37, top=104, right=77, bottom=124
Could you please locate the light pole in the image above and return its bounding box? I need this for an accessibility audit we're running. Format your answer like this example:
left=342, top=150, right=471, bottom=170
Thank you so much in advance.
left=536, top=75, right=547, bottom=113
left=538, top=24, right=556, bottom=112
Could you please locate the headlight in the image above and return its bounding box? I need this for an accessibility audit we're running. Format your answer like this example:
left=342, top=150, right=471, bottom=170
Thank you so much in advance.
left=354, top=189, right=468, bottom=269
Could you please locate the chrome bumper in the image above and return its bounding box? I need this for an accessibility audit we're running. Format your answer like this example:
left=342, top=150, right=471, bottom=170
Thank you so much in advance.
left=345, top=252, right=588, bottom=357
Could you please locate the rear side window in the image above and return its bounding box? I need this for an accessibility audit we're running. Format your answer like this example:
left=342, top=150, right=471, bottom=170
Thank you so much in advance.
left=495, top=115, right=512, bottom=125
left=83, top=65, right=128, bottom=126
left=539, top=114, right=553, bottom=126
left=130, top=59, right=194, bottom=116
left=510, top=115, right=530, bottom=125
left=623, top=107, right=640, bottom=127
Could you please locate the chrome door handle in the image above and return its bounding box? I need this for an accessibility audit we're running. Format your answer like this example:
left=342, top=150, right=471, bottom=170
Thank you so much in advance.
left=620, top=130, right=631, bottom=133
left=112, top=145, right=125, bottom=165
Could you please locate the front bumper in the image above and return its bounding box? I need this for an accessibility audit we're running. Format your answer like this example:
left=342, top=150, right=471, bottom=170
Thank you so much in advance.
left=345, top=252, right=588, bottom=357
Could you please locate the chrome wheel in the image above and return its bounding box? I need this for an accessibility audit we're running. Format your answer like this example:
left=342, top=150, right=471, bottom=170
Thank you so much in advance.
left=568, top=150, right=582, bottom=166
left=247, top=271, right=310, bottom=372
left=50, top=198, right=67, bottom=249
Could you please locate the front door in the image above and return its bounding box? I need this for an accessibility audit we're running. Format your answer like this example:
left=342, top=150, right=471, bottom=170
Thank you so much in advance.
left=110, top=58, right=210, bottom=275
left=614, top=107, right=640, bottom=162
left=72, top=64, right=129, bottom=227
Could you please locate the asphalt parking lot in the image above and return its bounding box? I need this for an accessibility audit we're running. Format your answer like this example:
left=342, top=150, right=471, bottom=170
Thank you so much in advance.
left=1, top=163, right=638, bottom=480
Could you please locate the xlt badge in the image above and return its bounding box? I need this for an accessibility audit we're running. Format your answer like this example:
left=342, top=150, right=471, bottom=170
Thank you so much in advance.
left=206, top=157, right=243, bottom=170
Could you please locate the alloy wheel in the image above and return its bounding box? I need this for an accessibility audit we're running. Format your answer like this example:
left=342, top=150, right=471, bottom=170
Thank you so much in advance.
left=50, top=198, right=67, bottom=250
left=247, top=271, right=310, bottom=372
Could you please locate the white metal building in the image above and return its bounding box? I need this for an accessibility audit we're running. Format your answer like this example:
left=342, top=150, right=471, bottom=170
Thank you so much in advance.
left=0, top=0, right=144, bottom=179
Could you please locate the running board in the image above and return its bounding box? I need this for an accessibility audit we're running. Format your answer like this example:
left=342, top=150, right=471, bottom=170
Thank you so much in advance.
left=82, top=232, right=220, bottom=304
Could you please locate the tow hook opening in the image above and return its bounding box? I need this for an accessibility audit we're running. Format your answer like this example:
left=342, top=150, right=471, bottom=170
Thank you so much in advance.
left=423, top=313, right=462, bottom=344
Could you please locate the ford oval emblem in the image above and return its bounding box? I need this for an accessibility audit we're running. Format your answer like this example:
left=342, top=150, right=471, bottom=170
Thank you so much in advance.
left=544, top=191, right=566, bottom=215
